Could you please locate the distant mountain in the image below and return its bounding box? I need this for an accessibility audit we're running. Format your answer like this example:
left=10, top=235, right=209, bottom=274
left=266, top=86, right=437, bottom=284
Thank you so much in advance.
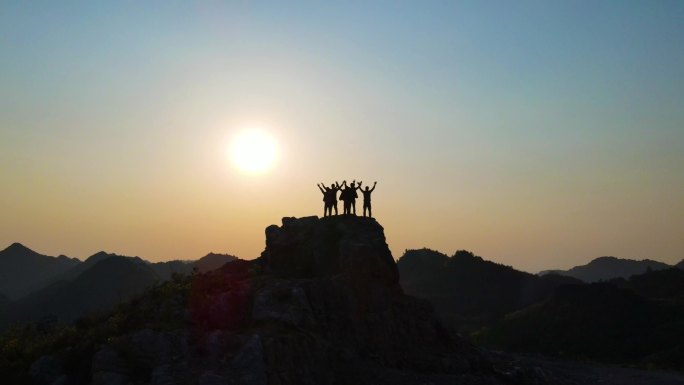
left=194, top=252, right=236, bottom=272
left=49, top=250, right=236, bottom=282
left=477, top=283, right=684, bottom=368
left=150, top=252, right=236, bottom=280
left=676, top=259, right=684, bottom=269
left=540, top=256, right=671, bottom=282
left=149, top=259, right=194, bottom=280
left=2, top=243, right=239, bottom=300
left=46, top=251, right=132, bottom=284
left=8, top=256, right=160, bottom=322
left=0, top=243, right=80, bottom=299
left=397, top=248, right=582, bottom=331
left=1, top=245, right=240, bottom=325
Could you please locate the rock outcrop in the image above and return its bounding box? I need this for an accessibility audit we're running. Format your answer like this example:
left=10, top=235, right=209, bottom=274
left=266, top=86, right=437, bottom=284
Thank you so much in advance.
left=262, top=216, right=400, bottom=291
left=252, top=217, right=487, bottom=380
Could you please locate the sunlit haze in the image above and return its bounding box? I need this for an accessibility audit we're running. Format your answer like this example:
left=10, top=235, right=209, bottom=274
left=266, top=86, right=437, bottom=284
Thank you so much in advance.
left=1, top=2, right=683, bottom=272
left=229, top=128, right=279, bottom=175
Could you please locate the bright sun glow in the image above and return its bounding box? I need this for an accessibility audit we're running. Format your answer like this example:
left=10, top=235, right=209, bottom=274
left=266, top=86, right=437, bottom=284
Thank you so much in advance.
left=229, top=129, right=278, bottom=174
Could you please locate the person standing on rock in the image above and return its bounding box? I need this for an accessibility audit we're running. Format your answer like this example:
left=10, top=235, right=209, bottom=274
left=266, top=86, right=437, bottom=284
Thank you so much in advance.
left=339, top=180, right=351, bottom=215
left=320, top=182, right=341, bottom=216
left=358, top=181, right=377, bottom=217
left=317, top=183, right=332, bottom=216
left=351, top=180, right=362, bottom=215
left=342, top=180, right=361, bottom=215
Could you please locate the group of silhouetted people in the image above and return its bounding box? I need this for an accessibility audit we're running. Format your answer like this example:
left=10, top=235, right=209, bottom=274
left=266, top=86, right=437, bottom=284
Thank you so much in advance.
left=317, top=180, right=377, bottom=218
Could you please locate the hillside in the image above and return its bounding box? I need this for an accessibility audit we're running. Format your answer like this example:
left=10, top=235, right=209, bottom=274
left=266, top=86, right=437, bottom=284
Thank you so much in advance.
left=540, top=256, right=671, bottom=282
left=477, top=282, right=684, bottom=369
left=610, top=267, right=684, bottom=301
left=0, top=293, right=9, bottom=318
left=0, top=243, right=80, bottom=299
left=397, top=248, right=582, bottom=331
left=8, top=256, right=160, bottom=322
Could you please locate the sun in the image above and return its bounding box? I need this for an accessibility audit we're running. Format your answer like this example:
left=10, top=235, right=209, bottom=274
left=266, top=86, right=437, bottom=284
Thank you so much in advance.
left=229, top=128, right=278, bottom=174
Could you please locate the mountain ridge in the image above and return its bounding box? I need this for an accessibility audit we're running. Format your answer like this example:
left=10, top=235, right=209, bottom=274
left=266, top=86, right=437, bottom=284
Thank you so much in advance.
left=397, top=248, right=582, bottom=332
left=8, top=256, right=161, bottom=323
left=0, top=243, right=80, bottom=300
left=0, top=243, right=238, bottom=301
left=0, top=246, right=239, bottom=326
left=539, top=256, right=672, bottom=282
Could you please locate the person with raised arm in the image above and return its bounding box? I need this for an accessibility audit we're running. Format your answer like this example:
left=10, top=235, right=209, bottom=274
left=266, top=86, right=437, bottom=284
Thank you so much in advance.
left=321, top=181, right=341, bottom=216
left=347, top=180, right=362, bottom=216
left=317, top=183, right=332, bottom=217
left=359, top=181, right=377, bottom=217
left=340, top=180, right=352, bottom=215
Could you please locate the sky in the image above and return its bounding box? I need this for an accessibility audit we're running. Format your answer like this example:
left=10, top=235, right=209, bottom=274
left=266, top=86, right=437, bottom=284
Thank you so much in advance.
left=1, top=1, right=683, bottom=272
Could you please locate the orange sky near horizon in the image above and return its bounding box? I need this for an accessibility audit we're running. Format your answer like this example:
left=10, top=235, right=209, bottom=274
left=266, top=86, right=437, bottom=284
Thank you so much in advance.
left=2, top=121, right=682, bottom=273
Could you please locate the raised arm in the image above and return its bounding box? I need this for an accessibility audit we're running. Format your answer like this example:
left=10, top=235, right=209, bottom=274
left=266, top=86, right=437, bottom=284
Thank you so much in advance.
left=317, top=184, right=325, bottom=194
left=356, top=181, right=363, bottom=190
left=370, top=181, right=377, bottom=192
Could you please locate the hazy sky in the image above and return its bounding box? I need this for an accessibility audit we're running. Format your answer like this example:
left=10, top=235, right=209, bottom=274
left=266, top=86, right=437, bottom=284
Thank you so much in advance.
left=2, top=1, right=683, bottom=272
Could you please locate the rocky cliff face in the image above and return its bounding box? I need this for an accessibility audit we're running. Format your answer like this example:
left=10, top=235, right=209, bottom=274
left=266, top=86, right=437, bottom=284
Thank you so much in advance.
left=22, top=216, right=517, bottom=385
left=248, top=216, right=492, bottom=384
left=262, top=216, right=399, bottom=290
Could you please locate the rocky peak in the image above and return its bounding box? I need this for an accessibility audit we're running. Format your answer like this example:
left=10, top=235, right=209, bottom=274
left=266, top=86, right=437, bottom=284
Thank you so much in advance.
left=5, top=242, right=31, bottom=253
left=85, top=251, right=117, bottom=263
left=1, top=242, right=40, bottom=259
left=261, top=216, right=400, bottom=293
left=194, top=252, right=237, bottom=272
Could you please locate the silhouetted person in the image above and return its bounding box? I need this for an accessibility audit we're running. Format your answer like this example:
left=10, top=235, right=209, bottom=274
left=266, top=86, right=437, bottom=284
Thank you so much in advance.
left=341, top=180, right=361, bottom=215
left=319, top=182, right=341, bottom=216
left=317, top=183, right=331, bottom=216
left=351, top=180, right=362, bottom=215
left=339, top=182, right=347, bottom=214
left=328, top=182, right=341, bottom=215
left=359, top=181, right=377, bottom=217
left=339, top=180, right=351, bottom=215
